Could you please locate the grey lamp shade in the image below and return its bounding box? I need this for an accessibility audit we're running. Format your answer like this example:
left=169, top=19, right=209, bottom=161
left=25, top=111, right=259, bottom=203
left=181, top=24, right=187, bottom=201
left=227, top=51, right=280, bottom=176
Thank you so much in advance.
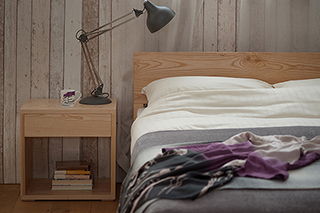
left=144, top=0, right=175, bottom=33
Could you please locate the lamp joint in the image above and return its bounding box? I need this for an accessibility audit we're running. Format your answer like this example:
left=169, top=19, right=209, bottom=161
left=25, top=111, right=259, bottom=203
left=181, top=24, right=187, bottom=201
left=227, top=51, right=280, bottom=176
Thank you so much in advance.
left=133, top=8, right=144, bottom=18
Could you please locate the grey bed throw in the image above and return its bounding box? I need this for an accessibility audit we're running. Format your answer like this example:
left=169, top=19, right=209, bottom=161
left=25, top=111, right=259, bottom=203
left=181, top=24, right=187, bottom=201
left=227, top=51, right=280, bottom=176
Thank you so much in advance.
left=119, top=126, right=320, bottom=213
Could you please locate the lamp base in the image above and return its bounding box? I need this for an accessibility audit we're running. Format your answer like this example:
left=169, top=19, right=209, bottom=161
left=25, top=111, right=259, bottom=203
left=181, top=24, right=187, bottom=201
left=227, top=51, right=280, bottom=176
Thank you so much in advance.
left=79, top=96, right=112, bottom=105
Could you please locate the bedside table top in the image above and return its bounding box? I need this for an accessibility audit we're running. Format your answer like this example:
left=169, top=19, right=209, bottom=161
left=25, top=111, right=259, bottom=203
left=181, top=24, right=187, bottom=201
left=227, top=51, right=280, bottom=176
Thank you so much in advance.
left=20, top=98, right=117, bottom=114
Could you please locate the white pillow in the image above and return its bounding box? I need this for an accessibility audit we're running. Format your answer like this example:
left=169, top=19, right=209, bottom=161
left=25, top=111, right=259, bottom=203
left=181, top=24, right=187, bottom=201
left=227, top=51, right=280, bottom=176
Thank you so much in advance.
left=273, top=78, right=320, bottom=88
left=142, top=76, right=272, bottom=104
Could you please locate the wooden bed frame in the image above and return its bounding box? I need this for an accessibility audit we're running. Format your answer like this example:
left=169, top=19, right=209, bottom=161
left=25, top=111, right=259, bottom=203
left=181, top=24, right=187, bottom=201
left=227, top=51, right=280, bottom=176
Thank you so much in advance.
left=133, top=52, right=320, bottom=119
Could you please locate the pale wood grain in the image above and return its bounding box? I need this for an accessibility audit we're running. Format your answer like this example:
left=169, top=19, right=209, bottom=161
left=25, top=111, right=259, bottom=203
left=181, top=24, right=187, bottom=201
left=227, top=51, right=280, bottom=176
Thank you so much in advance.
left=308, top=0, right=320, bottom=52
left=50, top=0, right=65, bottom=99
left=112, top=0, right=128, bottom=182
left=237, top=0, right=250, bottom=51
left=82, top=0, right=100, bottom=183
left=291, top=0, right=309, bottom=52
left=64, top=0, right=82, bottom=162
left=192, top=1, right=204, bottom=51
left=249, top=0, right=265, bottom=52
left=64, top=0, right=82, bottom=91
left=0, top=0, right=4, bottom=184
left=48, top=0, right=65, bottom=182
left=24, top=113, right=112, bottom=137
left=276, top=0, right=291, bottom=52
left=133, top=52, right=320, bottom=118
left=204, top=0, right=218, bottom=51
left=217, top=0, right=236, bottom=51
left=98, top=0, right=112, bottom=178
left=20, top=99, right=117, bottom=201
left=1, top=0, right=320, bottom=184
left=16, top=0, right=32, bottom=185
left=31, top=0, right=50, bottom=179
left=99, top=0, right=112, bottom=97
left=264, top=0, right=277, bottom=52
left=114, top=0, right=145, bottom=175
left=4, top=0, right=17, bottom=184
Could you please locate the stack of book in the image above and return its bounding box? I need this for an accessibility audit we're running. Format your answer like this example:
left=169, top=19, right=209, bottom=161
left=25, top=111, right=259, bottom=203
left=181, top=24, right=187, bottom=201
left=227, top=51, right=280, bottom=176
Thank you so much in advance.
left=52, top=161, right=93, bottom=190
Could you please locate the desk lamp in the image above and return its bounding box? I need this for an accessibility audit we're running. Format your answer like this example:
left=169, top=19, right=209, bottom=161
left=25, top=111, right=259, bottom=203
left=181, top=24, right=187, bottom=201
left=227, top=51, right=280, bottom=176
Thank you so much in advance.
left=76, top=0, right=175, bottom=105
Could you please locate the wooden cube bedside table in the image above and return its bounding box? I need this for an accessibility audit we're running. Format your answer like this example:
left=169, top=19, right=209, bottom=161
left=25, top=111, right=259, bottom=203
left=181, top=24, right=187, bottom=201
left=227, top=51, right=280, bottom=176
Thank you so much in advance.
left=20, top=98, right=117, bottom=201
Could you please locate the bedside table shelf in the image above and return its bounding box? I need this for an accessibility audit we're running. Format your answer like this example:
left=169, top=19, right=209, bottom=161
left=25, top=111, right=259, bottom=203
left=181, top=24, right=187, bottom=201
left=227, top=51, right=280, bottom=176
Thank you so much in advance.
left=22, top=178, right=113, bottom=201
left=20, top=99, right=117, bottom=201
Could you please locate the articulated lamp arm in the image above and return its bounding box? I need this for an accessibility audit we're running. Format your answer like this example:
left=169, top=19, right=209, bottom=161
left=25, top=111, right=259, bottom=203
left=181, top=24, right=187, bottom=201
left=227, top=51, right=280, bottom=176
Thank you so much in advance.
left=75, top=0, right=175, bottom=105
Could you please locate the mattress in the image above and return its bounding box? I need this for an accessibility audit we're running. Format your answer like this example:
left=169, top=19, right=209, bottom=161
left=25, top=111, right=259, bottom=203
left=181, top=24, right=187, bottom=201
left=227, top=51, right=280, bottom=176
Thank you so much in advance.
left=119, top=77, right=320, bottom=213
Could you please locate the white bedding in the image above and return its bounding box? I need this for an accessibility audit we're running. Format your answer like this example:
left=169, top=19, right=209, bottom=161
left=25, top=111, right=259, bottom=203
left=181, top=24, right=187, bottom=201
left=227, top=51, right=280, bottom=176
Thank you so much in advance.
left=131, top=85, right=320, bottom=154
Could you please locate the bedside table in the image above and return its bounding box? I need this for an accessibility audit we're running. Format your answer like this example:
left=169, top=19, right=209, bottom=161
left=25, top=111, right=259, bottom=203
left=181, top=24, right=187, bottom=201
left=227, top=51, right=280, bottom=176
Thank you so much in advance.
left=20, top=98, right=117, bottom=201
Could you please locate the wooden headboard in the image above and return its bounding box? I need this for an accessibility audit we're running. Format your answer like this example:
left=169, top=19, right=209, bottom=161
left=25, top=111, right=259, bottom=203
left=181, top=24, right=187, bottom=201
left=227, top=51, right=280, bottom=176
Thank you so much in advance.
left=133, top=52, right=320, bottom=119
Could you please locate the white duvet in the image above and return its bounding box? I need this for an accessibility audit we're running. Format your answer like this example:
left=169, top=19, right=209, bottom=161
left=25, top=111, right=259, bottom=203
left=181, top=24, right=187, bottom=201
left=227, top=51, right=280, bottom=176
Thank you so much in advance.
left=131, top=86, right=320, bottom=154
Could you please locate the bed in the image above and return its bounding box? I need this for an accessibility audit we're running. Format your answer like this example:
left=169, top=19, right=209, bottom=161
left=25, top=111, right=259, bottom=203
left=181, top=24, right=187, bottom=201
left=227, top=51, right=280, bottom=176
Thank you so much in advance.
left=118, top=52, right=320, bottom=213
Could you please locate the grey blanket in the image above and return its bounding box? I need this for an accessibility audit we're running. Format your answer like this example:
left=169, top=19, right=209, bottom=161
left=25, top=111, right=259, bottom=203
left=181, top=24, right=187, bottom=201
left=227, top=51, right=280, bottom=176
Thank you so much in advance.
left=123, top=126, right=320, bottom=213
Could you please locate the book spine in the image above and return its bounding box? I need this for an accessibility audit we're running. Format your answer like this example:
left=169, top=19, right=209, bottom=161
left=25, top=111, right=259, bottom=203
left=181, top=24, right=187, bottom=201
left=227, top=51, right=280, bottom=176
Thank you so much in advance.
left=55, top=161, right=90, bottom=170
left=52, top=178, right=92, bottom=185
left=51, top=185, right=92, bottom=190
left=55, top=170, right=90, bottom=175
left=54, top=174, right=90, bottom=180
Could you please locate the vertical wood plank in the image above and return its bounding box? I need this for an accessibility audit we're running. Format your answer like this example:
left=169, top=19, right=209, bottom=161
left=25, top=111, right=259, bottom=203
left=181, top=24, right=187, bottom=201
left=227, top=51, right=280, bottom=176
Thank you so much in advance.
left=0, top=0, right=5, bottom=184
left=192, top=0, right=204, bottom=51
left=276, top=0, right=291, bottom=52
left=158, top=0, right=204, bottom=51
left=249, top=0, right=265, bottom=51
left=1, top=0, right=320, bottom=184
left=204, top=0, right=218, bottom=51
left=217, top=0, right=237, bottom=51
left=31, top=0, right=50, bottom=178
left=264, top=0, right=277, bottom=52
left=4, top=0, right=17, bottom=184
left=82, top=0, right=99, bottom=98
left=308, top=0, right=320, bottom=52
left=99, top=0, right=111, bottom=95
left=16, top=0, right=32, bottom=183
left=291, top=0, right=308, bottom=52
left=158, top=0, right=177, bottom=51
left=64, top=0, right=82, bottom=161
left=237, top=0, right=250, bottom=51
left=98, top=0, right=112, bottom=178
left=82, top=0, right=99, bottom=178
left=115, top=0, right=145, bottom=176
left=112, top=0, right=129, bottom=181
left=48, top=0, right=65, bottom=177
left=50, top=0, right=65, bottom=99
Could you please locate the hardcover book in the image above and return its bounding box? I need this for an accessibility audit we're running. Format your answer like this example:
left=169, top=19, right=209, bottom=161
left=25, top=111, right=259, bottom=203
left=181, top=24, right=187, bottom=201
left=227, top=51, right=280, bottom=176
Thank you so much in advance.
left=52, top=178, right=93, bottom=185
left=51, top=185, right=92, bottom=190
left=54, top=174, right=91, bottom=180
left=56, top=161, right=90, bottom=170
left=54, top=170, right=91, bottom=175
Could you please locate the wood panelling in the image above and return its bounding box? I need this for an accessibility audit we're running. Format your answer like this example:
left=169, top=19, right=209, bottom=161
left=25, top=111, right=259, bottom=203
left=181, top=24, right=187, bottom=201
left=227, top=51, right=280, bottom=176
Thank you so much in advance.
left=4, top=0, right=17, bottom=184
left=82, top=0, right=100, bottom=189
left=48, top=0, right=64, bottom=181
left=0, top=0, right=319, bottom=184
left=63, top=0, right=82, bottom=165
left=0, top=0, right=5, bottom=184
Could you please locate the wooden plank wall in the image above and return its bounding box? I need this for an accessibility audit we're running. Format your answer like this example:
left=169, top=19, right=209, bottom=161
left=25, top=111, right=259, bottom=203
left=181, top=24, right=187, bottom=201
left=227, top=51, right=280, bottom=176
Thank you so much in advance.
left=0, top=0, right=319, bottom=184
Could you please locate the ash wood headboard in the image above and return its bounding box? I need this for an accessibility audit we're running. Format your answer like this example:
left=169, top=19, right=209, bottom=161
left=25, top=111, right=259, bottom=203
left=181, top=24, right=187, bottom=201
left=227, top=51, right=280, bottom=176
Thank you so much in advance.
left=133, top=52, right=320, bottom=119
